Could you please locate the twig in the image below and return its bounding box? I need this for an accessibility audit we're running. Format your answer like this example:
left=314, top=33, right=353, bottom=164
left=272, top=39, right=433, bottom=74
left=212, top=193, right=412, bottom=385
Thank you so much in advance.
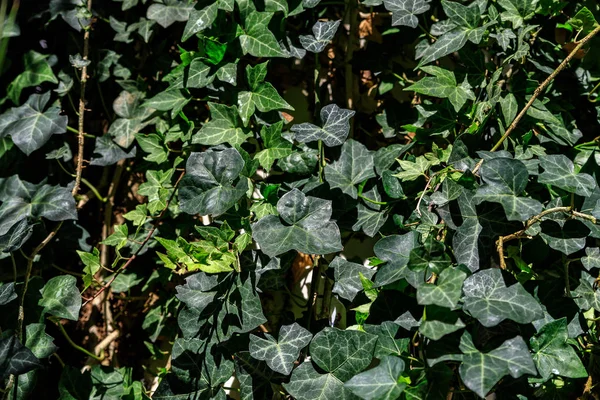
left=72, top=0, right=94, bottom=197
left=83, top=171, right=185, bottom=306
left=94, top=329, right=120, bottom=355
left=472, top=25, right=600, bottom=175
left=495, top=206, right=597, bottom=270
left=3, top=222, right=64, bottom=398
left=17, top=222, right=64, bottom=342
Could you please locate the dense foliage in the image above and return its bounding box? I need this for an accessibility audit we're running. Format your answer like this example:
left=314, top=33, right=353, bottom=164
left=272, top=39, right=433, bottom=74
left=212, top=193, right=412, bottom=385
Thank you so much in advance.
left=2, top=0, right=600, bottom=398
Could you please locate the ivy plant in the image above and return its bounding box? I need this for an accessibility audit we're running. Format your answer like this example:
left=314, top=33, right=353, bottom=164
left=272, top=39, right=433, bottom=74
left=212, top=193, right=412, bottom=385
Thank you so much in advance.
left=1, top=0, right=600, bottom=399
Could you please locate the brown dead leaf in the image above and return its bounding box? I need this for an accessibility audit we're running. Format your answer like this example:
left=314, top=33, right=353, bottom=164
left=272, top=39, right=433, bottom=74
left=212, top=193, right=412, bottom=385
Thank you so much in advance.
left=359, top=15, right=383, bottom=44
left=562, top=42, right=587, bottom=59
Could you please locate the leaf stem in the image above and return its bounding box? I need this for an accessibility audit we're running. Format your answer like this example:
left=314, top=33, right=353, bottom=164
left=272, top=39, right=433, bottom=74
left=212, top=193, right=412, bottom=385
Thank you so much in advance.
left=472, top=24, right=600, bottom=174
left=50, top=317, right=104, bottom=361
left=357, top=193, right=388, bottom=205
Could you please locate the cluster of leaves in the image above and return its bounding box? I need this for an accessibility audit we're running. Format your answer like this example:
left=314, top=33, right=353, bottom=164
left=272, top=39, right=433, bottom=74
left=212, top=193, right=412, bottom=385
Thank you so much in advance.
left=2, top=0, right=600, bottom=399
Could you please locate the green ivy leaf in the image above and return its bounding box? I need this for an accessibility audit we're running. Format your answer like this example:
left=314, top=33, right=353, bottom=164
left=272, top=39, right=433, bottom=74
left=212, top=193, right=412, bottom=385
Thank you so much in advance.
left=255, top=121, right=292, bottom=170
left=452, top=218, right=482, bottom=273
left=383, top=0, right=430, bottom=28
left=39, top=275, right=82, bottom=321
left=419, top=306, right=465, bottom=340
left=144, top=89, right=190, bottom=119
left=136, top=133, right=169, bottom=164
left=249, top=322, right=313, bottom=375
left=539, top=220, right=589, bottom=256
left=284, top=361, right=357, bottom=400
left=325, top=139, right=376, bottom=198
left=406, top=66, right=475, bottom=112
left=474, top=157, right=542, bottom=221
left=0, top=92, right=67, bottom=155
left=108, top=91, right=155, bottom=148
left=237, top=62, right=294, bottom=125
left=462, top=268, right=543, bottom=327
left=581, top=247, right=600, bottom=270
left=530, top=318, right=587, bottom=380
left=0, top=282, right=17, bottom=305
left=363, top=322, right=409, bottom=358
left=417, top=267, right=467, bottom=309
left=239, top=11, right=289, bottom=57
left=538, top=155, right=597, bottom=197
left=344, top=356, right=408, bottom=400
left=497, top=0, right=537, bottom=28
left=292, top=104, right=355, bottom=147
left=0, top=175, right=77, bottom=237
left=7, top=51, right=58, bottom=104
left=182, top=2, right=218, bottom=42
left=179, top=148, right=248, bottom=216
left=77, top=247, right=101, bottom=290
left=330, top=256, right=376, bottom=301
left=0, top=336, right=42, bottom=380
left=310, top=327, right=377, bottom=381
left=373, top=232, right=420, bottom=287
left=417, top=29, right=468, bottom=66
left=299, top=20, right=341, bottom=53
left=146, top=0, right=193, bottom=28
left=572, top=271, right=600, bottom=312
left=252, top=189, right=343, bottom=257
left=192, top=102, right=251, bottom=146
left=430, top=332, right=537, bottom=398
left=25, top=323, right=57, bottom=359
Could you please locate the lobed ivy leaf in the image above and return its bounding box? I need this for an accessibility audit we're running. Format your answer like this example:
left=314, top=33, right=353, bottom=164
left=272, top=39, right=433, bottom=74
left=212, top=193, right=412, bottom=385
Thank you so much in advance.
left=572, top=271, right=600, bottom=312
left=255, top=121, right=292, bottom=170
left=406, top=66, right=475, bottom=112
left=292, top=104, right=355, bottom=147
left=6, top=51, right=58, bottom=104
left=0, top=175, right=77, bottom=237
left=497, top=0, right=536, bottom=28
left=325, top=139, right=376, bottom=198
left=249, top=322, right=313, bottom=375
left=178, top=148, right=248, bottom=216
left=143, top=89, right=190, bottom=119
left=417, top=267, right=467, bottom=309
left=330, top=256, right=376, bottom=301
left=373, top=231, right=420, bottom=287
left=90, top=135, right=137, bottom=166
left=147, top=0, right=193, bottom=28
left=383, top=0, right=430, bottom=28
left=364, top=322, right=409, bottom=358
left=0, top=336, right=42, bottom=380
left=109, top=90, right=155, bottom=148
left=538, top=154, right=597, bottom=197
left=581, top=247, right=600, bottom=270
left=25, top=323, right=58, bottom=360
left=430, top=332, right=537, bottom=398
left=38, top=275, right=82, bottom=321
left=0, top=92, right=67, bottom=155
left=182, top=2, right=218, bottom=41
left=239, top=11, right=289, bottom=58
left=474, top=157, right=542, bottom=221
left=417, top=29, right=468, bottom=66
left=237, top=62, right=294, bottom=125
left=530, top=318, right=587, bottom=380
left=344, top=356, right=408, bottom=400
left=310, top=327, right=377, bottom=381
left=539, top=219, right=589, bottom=256
left=419, top=306, right=465, bottom=340
left=192, top=102, right=251, bottom=146
left=462, top=268, right=543, bottom=327
left=299, top=20, right=341, bottom=53
left=252, top=189, right=343, bottom=257
left=284, top=361, right=358, bottom=400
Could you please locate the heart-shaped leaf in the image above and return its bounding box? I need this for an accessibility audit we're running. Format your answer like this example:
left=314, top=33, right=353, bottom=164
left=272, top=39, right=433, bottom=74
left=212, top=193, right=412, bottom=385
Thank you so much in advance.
left=292, top=104, right=355, bottom=147
left=249, top=323, right=312, bottom=375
